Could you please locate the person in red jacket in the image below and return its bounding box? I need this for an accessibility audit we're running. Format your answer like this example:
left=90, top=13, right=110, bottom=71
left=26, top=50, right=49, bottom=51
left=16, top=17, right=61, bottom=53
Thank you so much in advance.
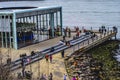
left=50, top=55, right=52, bottom=63
left=45, top=54, right=49, bottom=62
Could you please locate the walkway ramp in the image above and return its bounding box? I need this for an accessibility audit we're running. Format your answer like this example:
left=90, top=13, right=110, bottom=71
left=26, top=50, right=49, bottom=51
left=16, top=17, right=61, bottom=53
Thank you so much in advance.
left=5, top=33, right=93, bottom=71
left=5, top=31, right=117, bottom=71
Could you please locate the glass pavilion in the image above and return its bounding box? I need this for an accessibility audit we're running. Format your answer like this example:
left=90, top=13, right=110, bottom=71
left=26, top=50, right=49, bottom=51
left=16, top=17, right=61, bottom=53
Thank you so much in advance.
left=0, top=6, right=62, bottom=49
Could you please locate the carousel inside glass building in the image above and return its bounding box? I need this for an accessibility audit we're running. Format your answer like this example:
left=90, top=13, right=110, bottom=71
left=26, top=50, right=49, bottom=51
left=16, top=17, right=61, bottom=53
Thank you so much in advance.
left=0, top=6, right=62, bottom=49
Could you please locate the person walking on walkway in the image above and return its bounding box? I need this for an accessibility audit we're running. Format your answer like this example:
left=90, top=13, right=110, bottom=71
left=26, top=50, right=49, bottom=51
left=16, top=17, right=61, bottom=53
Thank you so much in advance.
left=45, top=54, right=49, bottom=62
left=72, top=76, right=76, bottom=80
left=50, top=55, right=52, bottom=63
left=40, top=73, right=46, bottom=80
left=63, top=28, right=66, bottom=37
left=76, top=31, right=80, bottom=38
left=61, top=50, right=65, bottom=58
left=65, top=27, right=68, bottom=37
left=68, top=28, right=71, bottom=38
left=63, top=74, right=67, bottom=80
left=63, top=35, right=66, bottom=41
left=48, top=73, right=53, bottom=80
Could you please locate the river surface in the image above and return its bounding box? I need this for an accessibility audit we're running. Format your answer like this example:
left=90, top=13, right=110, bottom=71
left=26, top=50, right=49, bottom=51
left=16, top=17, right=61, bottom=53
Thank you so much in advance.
left=0, top=0, right=120, bottom=38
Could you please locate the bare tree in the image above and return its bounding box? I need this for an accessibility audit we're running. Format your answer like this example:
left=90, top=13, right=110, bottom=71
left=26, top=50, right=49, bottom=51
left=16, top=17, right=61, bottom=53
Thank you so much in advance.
left=0, top=50, right=14, bottom=80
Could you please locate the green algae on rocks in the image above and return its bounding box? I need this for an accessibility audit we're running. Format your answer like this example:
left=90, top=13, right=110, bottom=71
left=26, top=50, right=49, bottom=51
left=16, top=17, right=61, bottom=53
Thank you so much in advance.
left=87, top=40, right=120, bottom=80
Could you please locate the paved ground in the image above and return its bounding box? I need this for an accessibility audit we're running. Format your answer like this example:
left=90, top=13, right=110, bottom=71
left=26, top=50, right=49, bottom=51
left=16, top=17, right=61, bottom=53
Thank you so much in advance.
left=0, top=34, right=75, bottom=80
left=0, top=31, right=112, bottom=80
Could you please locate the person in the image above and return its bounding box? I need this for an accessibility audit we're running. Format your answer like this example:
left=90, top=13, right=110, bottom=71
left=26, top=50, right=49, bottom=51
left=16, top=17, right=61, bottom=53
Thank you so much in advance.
left=49, top=28, right=52, bottom=39
left=99, top=28, right=102, bottom=33
left=74, top=60, right=78, bottom=68
left=66, top=41, right=70, bottom=46
left=61, top=50, right=65, bottom=58
left=63, top=74, right=67, bottom=80
left=68, top=28, right=71, bottom=38
left=40, top=73, right=45, bottom=80
left=48, top=73, right=53, bottom=80
left=44, top=74, right=47, bottom=80
left=76, top=31, right=80, bottom=38
left=65, top=27, right=68, bottom=37
left=45, top=54, right=49, bottom=62
left=31, top=51, right=35, bottom=56
left=72, top=76, right=76, bottom=80
left=63, top=35, right=66, bottom=41
left=50, top=55, right=52, bottom=63
left=63, top=28, right=66, bottom=37
left=50, top=47, right=54, bottom=52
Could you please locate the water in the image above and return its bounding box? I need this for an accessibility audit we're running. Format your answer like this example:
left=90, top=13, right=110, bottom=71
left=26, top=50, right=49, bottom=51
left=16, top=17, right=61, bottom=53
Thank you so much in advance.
left=0, top=0, right=120, bottom=38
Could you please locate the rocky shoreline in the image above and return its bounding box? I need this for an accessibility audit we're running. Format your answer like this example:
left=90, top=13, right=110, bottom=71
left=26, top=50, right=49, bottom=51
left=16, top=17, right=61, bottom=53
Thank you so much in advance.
left=65, top=40, right=120, bottom=80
